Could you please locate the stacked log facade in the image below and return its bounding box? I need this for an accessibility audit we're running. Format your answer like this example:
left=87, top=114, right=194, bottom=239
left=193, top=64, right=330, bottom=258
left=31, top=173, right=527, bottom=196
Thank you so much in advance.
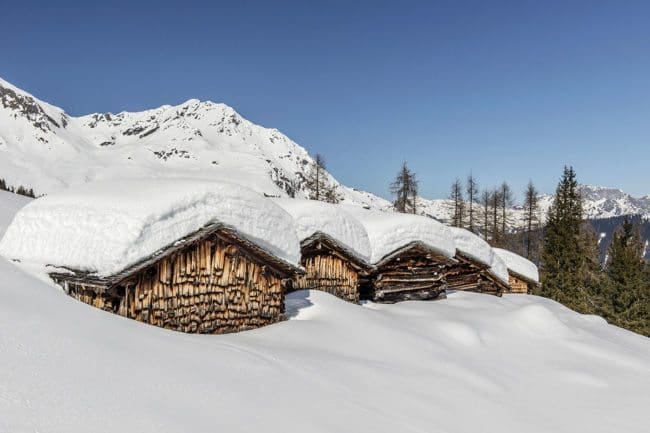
left=295, top=253, right=360, bottom=302
left=55, top=232, right=289, bottom=334
left=444, top=257, right=504, bottom=296
left=370, top=246, right=449, bottom=303
left=508, top=274, right=531, bottom=294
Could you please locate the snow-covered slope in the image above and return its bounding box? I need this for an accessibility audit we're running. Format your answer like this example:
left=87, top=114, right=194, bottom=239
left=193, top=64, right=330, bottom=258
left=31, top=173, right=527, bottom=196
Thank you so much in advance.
left=0, top=77, right=389, bottom=209
left=1, top=186, right=650, bottom=433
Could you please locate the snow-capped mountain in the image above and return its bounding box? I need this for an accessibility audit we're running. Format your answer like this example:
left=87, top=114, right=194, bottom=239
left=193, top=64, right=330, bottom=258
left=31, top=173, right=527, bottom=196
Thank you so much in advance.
left=417, top=186, right=649, bottom=229
left=1, top=77, right=647, bottom=224
left=0, top=77, right=390, bottom=208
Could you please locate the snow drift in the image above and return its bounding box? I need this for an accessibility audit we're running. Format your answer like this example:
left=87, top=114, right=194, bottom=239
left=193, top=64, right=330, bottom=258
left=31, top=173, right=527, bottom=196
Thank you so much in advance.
left=494, top=247, right=540, bottom=282
left=0, top=187, right=649, bottom=433
left=0, top=179, right=302, bottom=276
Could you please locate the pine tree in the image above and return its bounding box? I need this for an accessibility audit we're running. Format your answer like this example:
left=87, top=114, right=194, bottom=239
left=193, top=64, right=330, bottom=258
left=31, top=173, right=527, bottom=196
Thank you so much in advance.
left=304, top=154, right=340, bottom=203
left=480, top=189, right=490, bottom=240
left=466, top=173, right=479, bottom=232
left=490, top=189, right=502, bottom=246
left=449, top=178, right=465, bottom=227
left=391, top=162, right=418, bottom=213
left=605, top=217, right=648, bottom=334
left=540, top=166, right=592, bottom=313
left=500, top=182, right=514, bottom=238
left=522, top=181, right=540, bottom=260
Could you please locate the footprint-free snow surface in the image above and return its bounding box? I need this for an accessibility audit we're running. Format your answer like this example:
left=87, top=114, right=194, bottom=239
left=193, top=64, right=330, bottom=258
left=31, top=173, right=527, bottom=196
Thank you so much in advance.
left=0, top=193, right=649, bottom=433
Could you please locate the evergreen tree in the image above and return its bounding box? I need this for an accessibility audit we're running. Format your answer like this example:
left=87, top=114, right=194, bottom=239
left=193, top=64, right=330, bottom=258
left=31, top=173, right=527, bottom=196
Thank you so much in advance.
left=540, top=166, right=592, bottom=312
left=480, top=189, right=490, bottom=241
left=522, top=181, right=540, bottom=260
left=449, top=178, right=465, bottom=227
left=605, top=217, right=648, bottom=334
left=391, top=162, right=418, bottom=213
left=304, top=154, right=340, bottom=203
left=490, top=188, right=502, bottom=246
left=466, top=173, right=479, bottom=232
left=500, top=182, right=514, bottom=238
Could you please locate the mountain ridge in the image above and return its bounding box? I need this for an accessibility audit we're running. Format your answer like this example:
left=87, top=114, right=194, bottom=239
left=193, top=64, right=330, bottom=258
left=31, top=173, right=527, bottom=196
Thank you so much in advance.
left=0, top=77, right=647, bottom=224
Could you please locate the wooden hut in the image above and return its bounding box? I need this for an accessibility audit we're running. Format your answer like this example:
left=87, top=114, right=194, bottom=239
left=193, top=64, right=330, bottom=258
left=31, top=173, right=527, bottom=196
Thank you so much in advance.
left=0, top=179, right=303, bottom=334
left=50, top=224, right=298, bottom=334
left=273, top=199, right=372, bottom=302
left=493, top=248, right=540, bottom=294
left=344, top=207, right=457, bottom=303
left=444, top=227, right=510, bottom=296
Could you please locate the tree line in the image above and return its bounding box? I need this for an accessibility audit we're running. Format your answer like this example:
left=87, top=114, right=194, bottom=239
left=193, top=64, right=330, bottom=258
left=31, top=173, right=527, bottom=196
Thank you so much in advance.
left=0, top=178, right=36, bottom=198
left=387, top=162, right=649, bottom=336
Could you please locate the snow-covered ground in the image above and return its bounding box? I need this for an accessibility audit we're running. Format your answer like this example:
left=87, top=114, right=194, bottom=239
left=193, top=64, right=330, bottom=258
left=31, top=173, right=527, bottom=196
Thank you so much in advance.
left=1, top=192, right=649, bottom=433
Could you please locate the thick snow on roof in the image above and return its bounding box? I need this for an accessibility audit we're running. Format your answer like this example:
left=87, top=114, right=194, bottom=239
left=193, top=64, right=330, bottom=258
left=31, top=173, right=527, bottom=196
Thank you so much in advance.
left=448, top=227, right=493, bottom=266
left=489, top=253, right=510, bottom=285
left=0, top=179, right=301, bottom=275
left=272, top=199, right=371, bottom=263
left=448, top=227, right=509, bottom=284
left=493, top=248, right=539, bottom=283
left=343, top=206, right=455, bottom=264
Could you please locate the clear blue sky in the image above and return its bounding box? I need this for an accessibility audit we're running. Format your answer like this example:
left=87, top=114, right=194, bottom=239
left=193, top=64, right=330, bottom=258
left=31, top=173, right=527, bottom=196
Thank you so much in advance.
left=2, top=0, right=649, bottom=200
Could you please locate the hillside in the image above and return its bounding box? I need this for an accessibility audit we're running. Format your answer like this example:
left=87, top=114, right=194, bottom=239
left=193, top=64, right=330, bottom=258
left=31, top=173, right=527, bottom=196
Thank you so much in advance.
left=1, top=177, right=650, bottom=433
left=0, top=77, right=389, bottom=208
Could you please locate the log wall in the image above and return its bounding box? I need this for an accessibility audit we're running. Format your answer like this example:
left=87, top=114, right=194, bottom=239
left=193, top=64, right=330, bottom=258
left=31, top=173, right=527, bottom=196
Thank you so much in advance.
left=372, top=250, right=448, bottom=303
left=61, top=234, right=286, bottom=334
left=444, top=262, right=503, bottom=296
left=508, top=274, right=530, bottom=294
left=295, top=253, right=360, bottom=302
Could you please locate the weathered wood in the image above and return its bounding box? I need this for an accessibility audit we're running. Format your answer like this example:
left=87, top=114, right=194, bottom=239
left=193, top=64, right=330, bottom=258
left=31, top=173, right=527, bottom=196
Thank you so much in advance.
left=366, top=244, right=452, bottom=303
left=52, top=230, right=294, bottom=334
left=294, top=235, right=370, bottom=303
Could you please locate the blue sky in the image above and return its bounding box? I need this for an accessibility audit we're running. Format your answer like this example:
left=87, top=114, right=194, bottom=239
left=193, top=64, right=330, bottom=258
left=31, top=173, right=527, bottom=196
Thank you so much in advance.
left=2, top=0, right=649, bottom=200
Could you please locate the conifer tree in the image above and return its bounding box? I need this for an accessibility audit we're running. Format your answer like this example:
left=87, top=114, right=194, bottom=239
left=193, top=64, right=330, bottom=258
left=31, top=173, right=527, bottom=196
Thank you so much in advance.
left=500, top=181, right=514, bottom=237
left=540, top=166, right=592, bottom=312
left=305, top=154, right=340, bottom=203
left=466, top=173, right=479, bottom=232
left=480, top=189, right=490, bottom=240
left=523, top=181, right=540, bottom=260
left=605, top=217, right=648, bottom=334
left=391, top=162, right=418, bottom=213
left=490, top=189, right=502, bottom=246
left=449, top=178, right=465, bottom=227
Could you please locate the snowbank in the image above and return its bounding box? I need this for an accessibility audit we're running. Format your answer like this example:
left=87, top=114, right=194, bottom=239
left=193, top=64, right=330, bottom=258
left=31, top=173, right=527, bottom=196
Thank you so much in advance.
left=494, top=248, right=540, bottom=282
left=449, top=226, right=509, bottom=283
left=272, top=198, right=371, bottom=263
left=1, top=192, right=649, bottom=433
left=1, top=261, right=649, bottom=432
left=0, top=179, right=301, bottom=276
left=343, top=206, right=455, bottom=264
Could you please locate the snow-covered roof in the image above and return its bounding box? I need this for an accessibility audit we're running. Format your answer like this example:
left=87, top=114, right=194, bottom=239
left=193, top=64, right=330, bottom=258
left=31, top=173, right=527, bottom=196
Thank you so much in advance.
left=272, top=199, right=372, bottom=263
left=493, top=248, right=539, bottom=283
left=343, top=206, right=456, bottom=264
left=448, top=227, right=493, bottom=266
left=0, top=179, right=302, bottom=276
left=489, top=253, right=510, bottom=285
left=448, top=227, right=509, bottom=284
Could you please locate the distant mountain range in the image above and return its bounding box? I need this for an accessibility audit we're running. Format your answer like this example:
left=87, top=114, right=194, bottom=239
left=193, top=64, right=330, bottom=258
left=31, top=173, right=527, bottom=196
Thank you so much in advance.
left=417, top=186, right=650, bottom=228
left=1, top=77, right=647, bottom=228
